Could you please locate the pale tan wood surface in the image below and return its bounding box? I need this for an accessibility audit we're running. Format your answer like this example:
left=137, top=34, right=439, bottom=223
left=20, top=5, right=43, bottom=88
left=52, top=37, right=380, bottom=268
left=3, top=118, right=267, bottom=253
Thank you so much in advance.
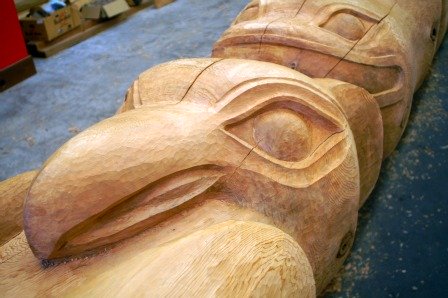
left=0, top=0, right=446, bottom=296
left=1, top=202, right=315, bottom=297
left=213, top=0, right=447, bottom=158
left=69, top=221, right=315, bottom=297
left=0, top=171, right=37, bottom=246
left=22, top=58, right=364, bottom=294
left=317, top=78, right=383, bottom=205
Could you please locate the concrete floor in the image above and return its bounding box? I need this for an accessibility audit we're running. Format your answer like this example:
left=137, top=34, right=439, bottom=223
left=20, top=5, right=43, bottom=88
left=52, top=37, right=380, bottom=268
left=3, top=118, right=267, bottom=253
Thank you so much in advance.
left=1, top=0, right=447, bottom=296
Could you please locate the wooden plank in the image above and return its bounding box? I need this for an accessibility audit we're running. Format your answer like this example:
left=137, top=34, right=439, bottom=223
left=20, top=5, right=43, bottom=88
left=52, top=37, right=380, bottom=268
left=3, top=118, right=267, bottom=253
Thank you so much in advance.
left=154, top=0, right=174, bottom=8
left=0, top=56, right=36, bottom=91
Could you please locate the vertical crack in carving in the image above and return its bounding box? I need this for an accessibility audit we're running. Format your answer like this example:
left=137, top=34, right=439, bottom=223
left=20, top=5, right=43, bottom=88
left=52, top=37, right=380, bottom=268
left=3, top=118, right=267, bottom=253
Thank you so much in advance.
left=258, top=19, right=280, bottom=54
left=233, top=144, right=258, bottom=174
left=323, top=2, right=398, bottom=79
left=178, top=58, right=224, bottom=103
left=259, top=0, right=309, bottom=55
left=294, top=0, right=308, bottom=18
left=225, top=138, right=263, bottom=184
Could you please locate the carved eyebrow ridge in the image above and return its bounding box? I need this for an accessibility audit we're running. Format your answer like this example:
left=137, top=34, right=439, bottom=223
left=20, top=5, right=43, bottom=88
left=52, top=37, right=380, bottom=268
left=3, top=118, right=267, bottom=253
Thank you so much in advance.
left=215, top=77, right=336, bottom=110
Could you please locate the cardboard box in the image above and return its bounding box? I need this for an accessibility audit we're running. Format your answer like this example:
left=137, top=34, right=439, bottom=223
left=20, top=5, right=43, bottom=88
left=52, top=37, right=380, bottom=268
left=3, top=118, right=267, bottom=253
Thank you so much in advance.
left=20, top=6, right=81, bottom=42
left=81, top=5, right=102, bottom=19
left=70, top=0, right=93, bottom=10
left=80, top=0, right=130, bottom=20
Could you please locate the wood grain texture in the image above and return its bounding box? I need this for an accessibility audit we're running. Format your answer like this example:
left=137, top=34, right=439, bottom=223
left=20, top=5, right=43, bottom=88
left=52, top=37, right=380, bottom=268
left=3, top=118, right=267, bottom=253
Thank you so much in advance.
left=318, top=78, right=383, bottom=205
left=0, top=0, right=446, bottom=296
left=1, top=201, right=315, bottom=297
left=22, top=58, right=361, bottom=293
left=213, top=0, right=447, bottom=157
left=0, top=170, right=37, bottom=246
left=69, top=221, right=315, bottom=297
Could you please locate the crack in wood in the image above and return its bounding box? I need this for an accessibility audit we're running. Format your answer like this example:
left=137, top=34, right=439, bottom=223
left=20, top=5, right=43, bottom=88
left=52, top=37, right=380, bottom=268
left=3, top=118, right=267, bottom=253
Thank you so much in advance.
left=323, top=1, right=398, bottom=79
left=178, top=58, right=224, bottom=103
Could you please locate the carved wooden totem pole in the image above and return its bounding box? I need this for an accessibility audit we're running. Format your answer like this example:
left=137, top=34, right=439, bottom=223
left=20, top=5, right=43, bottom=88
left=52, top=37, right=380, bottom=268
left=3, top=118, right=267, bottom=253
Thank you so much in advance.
left=0, top=0, right=446, bottom=297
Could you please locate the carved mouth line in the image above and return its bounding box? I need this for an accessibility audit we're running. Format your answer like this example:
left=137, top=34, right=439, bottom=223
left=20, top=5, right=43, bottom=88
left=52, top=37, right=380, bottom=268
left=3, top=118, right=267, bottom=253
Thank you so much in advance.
left=56, top=165, right=225, bottom=255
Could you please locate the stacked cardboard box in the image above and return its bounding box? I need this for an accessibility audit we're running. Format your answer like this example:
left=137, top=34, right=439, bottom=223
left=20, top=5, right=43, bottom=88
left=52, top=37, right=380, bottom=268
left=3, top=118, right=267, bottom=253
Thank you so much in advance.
left=20, top=5, right=81, bottom=42
left=78, top=0, right=130, bottom=20
left=19, top=0, right=131, bottom=42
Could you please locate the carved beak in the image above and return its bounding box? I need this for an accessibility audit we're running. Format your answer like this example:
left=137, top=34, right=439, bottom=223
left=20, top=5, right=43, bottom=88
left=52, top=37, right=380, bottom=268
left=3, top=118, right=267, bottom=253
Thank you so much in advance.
left=23, top=105, right=249, bottom=259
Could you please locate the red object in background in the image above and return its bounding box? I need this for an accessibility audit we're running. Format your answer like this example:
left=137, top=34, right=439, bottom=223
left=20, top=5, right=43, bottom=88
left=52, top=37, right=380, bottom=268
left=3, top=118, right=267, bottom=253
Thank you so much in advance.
left=0, top=0, right=36, bottom=91
left=0, top=0, right=29, bottom=69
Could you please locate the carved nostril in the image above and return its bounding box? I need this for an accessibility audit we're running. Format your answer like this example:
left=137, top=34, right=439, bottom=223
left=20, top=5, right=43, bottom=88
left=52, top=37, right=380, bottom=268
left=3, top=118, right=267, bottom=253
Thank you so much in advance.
left=337, top=231, right=354, bottom=258
left=431, top=22, right=438, bottom=41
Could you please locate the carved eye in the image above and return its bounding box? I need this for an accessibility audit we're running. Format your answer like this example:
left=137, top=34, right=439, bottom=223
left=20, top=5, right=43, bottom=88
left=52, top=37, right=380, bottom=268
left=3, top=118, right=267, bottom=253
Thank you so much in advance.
left=321, top=12, right=367, bottom=41
left=253, top=109, right=311, bottom=161
left=225, top=102, right=341, bottom=163
left=234, top=1, right=259, bottom=24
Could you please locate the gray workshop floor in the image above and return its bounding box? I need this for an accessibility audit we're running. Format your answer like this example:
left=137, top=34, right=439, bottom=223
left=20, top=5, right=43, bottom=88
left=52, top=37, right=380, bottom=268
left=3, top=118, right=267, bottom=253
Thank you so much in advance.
left=1, top=0, right=447, bottom=297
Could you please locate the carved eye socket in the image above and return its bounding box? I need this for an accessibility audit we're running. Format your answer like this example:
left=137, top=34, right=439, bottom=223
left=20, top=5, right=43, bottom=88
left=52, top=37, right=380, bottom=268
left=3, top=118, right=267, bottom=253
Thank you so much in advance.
left=234, top=1, right=259, bottom=24
left=322, top=12, right=367, bottom=41
left=225, top=102, right=341, bottom=163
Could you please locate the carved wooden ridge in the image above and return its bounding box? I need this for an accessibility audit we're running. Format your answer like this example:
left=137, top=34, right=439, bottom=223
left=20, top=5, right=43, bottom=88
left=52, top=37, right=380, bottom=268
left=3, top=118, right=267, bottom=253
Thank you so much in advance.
left=0, top=0, right=446, bottom=296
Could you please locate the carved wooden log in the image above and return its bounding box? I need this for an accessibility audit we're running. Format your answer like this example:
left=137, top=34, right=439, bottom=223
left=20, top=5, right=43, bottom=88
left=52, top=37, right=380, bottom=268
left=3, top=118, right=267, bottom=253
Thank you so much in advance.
left=0, top=0, right=445, bottom=296
left=21, top=59, right=385, bottom=293
left=213, top=0, right=447, bottom=160
left=1, top=220, right=315, bottom=297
